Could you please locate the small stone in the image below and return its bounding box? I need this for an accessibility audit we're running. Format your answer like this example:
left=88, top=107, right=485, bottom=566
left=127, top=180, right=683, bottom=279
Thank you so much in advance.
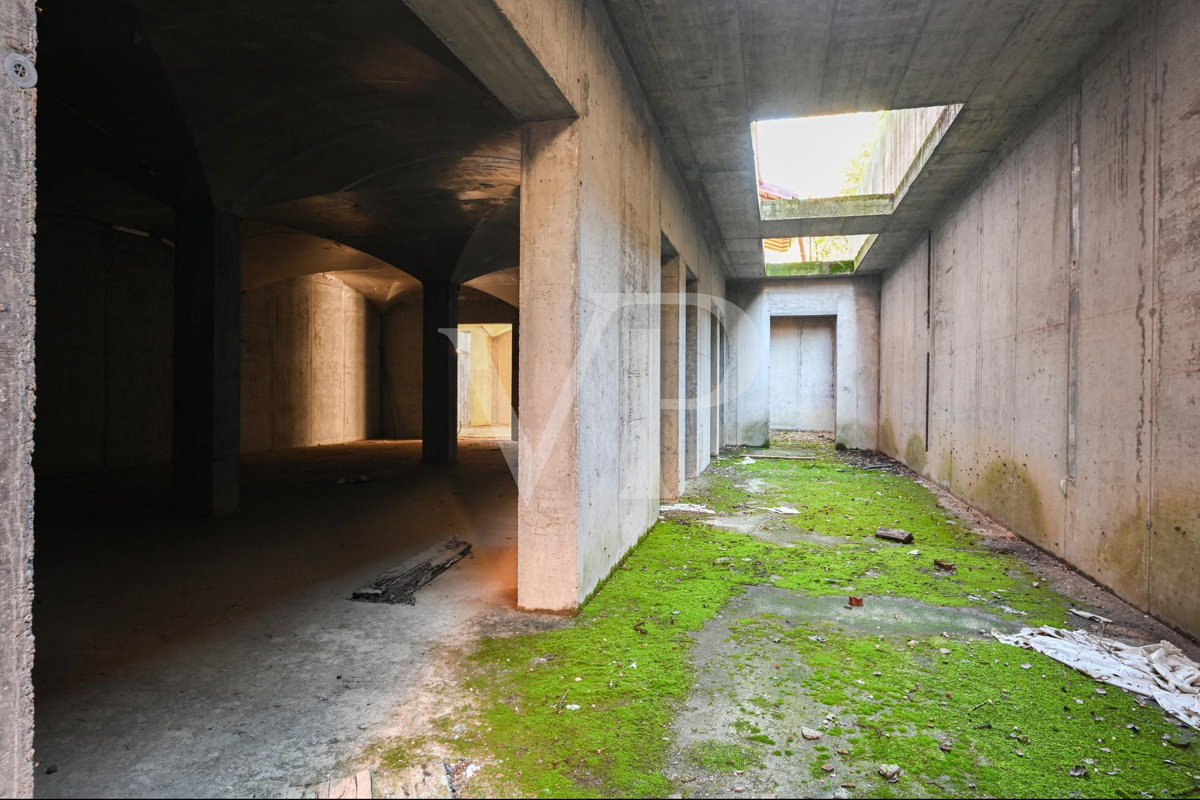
left=1020, top=663, right=1032, bottom=670
left=802, top=727, right=822, bottom=741
left=1070, top=765, right=1088, bottom=778
left=821, top=763, right=835, bottom=772
left=878, top=764, right=902, bottom=782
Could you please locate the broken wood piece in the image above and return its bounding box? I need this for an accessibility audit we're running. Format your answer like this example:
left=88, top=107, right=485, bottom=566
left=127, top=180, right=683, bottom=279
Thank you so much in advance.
left=875, top=527, right=914, bottom=544
left=352, top=537, right=471, bottom=605
left=1070, top=609, right=1113, bottom=624
left=934, top=559, right=956, bottom=572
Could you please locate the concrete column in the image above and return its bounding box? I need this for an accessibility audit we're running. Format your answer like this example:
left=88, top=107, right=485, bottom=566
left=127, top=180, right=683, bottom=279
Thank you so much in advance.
left=510, top=318, right=519, bottom=442
left=659, top=256, right=685, bottom=500
left=173, top=208, right=242, bottom=516
left=421, top=280, right=458, bottom=464
left=517, top=119, right=582, bottom=612
left=0, top=4, right=36, bottom=791
left=684, top=278, right=699, bottom=478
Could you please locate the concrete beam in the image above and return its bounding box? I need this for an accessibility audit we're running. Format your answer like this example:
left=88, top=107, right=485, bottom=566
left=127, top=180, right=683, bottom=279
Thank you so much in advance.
left=401, top=0, right=577, bottom=122
left=0, top=0, right=36, bottom=792
left=173, top=208, right=242, bottom=517
left=421, top=281, right=459, bottom=464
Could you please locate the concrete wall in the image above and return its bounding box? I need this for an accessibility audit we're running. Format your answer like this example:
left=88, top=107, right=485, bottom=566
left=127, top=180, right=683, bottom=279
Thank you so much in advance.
left=878, top=0, right=1200, bottom=638
left=728, top=278, right=879, bottom=450
left=511, top=0, right=727, bottom=610
left=34, top=216, right=175, bottom=477
left=381, top=288, right=517, bottom=439
left=0, top=0, right=36, bottom=791
left=241, top=273, right=380, bottom=453
left=769, top=316, right=836, bottom=431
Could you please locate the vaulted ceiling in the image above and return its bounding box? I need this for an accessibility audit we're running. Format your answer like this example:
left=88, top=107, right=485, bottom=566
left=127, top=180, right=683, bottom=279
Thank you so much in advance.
left=37, top=0, right=522, bottom=294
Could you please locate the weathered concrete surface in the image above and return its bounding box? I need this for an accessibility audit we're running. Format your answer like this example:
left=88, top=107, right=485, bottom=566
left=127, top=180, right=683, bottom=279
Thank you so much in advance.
left=173, top=208, right=242, bottom=517
left=382, top=288, right=517, bottom=441
left=497, top=0, right=726, bottom=611
left=603, top=0, right=1134, bottom=277
left=34, top=217, right=174, bottom=477
left=32, top=441, right=522, bottom=798
left=768, top=316, right=836, bottom=432
left=879, top=0, right=1200, bottom=639
left=659, top=255, right=685, bottom=501
left=0, top=1, right=36, bottom=794
left=241, top=274, right=381, bottom=454
left=728, top=278, right=878, bottom=450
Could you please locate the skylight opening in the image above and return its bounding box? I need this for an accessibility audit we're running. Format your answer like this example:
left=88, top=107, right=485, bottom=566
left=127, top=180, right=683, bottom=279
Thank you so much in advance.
left=753, top=104, right=963, bottom=273
left=753, top=111, right=885, bottom=201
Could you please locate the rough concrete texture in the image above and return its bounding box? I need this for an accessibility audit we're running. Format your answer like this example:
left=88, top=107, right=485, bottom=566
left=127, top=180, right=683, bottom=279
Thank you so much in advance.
left=489, top=0, right=725, bottom=611
left=381, top=288, right=517, bottom=441
left=32, top=441, right=521, bottom=798
left=601, top=0, right=1135, bottom=277
left=34, top=216, right=174, bottom=477
left=728, top=278, right=878, bottom=450
left=879, top=0, right=1200, bottom=638
left=241, top=274, right=381, bottom=454
left=0, top=0, right=36, bottom=794
left=768, top=316, right=836, bottom=432
left=658, top=255, right=686, bottom=501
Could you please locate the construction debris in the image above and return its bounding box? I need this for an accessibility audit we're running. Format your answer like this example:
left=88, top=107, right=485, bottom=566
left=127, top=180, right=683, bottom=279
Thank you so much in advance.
left=875, top=527, right=914, bottom=544
left=1069, top=609, right=1114, bottom=624
left=934, top=559, right=956, bottom=572
left=994, top=626, right=1200, bottom=729
left=848, top=596, right=864, bottom=607
left=352, top=537, right=471, bottom=605
left=659, top=503, right=716, bottom=514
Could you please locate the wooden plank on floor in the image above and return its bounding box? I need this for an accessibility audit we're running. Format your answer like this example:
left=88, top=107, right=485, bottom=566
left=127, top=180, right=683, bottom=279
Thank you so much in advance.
left=352, top=537, right=472, bottom=605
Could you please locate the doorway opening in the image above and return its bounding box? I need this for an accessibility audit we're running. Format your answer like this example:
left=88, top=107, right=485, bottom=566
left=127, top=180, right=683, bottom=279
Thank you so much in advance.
left=769, top=316, right=836, bottom=432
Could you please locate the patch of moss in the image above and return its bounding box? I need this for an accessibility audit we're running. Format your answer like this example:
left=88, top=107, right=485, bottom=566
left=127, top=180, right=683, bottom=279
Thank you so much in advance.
left=685, top=740, right=762, bottom=773
left=373, top=446, right=1187, bottom=798
left=731, top=616, right=1200, bottom=798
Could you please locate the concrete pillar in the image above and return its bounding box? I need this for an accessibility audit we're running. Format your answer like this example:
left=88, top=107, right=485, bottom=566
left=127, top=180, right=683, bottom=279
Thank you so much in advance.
left=173, top=208, right=242, bottom=516
left=659, top=256, right=685, bottom=500
left=517, top=119, right=582, bottom=612
left=510, top=318, right=519, bottom=442
left=421, top=280, right=458, bottom=464
left=0, top=5, right=36, bottom=791
left=684, top=277, right=699, bottom=478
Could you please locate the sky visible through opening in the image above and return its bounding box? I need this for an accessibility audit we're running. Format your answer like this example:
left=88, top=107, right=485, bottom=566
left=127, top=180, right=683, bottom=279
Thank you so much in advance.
left=753, top=111, right=884, bottom=199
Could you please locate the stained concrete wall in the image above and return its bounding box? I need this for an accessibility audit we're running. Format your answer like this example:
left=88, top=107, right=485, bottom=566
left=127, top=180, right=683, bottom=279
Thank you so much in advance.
left=769, top=316, right=836, bottom=431
left=0, top=0, right=36, bottom=792
left=728, top=278, right=878, bottom=450
left=879, top=0, right=1200, bottom=638
left=241, top=274, right=380, bottom=453
left=509, top=0, right=727, bottom=610
left=34, top=216, right=175, bottom=477
left=381, top=288, right=517, bottom=440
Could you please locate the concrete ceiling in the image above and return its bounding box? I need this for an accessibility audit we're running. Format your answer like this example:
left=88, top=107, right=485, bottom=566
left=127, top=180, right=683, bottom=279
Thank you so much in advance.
left=602, top=0, right=1134, bottom=277
left=38, top=0, right=522, bottom=286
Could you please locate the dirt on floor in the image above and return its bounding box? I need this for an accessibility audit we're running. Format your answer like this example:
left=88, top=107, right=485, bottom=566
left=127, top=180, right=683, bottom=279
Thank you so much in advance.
left=371, top=434, right=1200, bottom=799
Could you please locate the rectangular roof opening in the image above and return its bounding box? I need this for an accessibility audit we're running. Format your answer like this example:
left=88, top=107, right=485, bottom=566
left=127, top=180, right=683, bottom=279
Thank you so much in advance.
left=753, top=104, right=962, bottom=275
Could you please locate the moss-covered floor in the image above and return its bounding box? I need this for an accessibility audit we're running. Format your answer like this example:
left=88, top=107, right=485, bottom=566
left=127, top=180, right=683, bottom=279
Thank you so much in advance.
left=372, top=435, right=1200, bottom=798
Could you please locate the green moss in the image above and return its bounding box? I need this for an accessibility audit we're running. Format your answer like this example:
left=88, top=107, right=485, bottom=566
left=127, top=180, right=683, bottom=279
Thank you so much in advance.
left=373, top=446, right=1196, bottom=798
left=905, top=435, right=926, bottom=473
left=686, top=740, right=762, bottom=773
left=731, top=617, right=1200, bottom=798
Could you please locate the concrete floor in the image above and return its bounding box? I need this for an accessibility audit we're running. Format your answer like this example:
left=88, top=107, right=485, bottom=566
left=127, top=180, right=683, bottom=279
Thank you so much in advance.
left=32, top=439, right=519, bottom=798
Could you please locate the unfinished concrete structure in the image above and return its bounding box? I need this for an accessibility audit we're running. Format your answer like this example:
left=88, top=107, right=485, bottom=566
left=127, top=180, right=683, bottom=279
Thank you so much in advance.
left=0, top=0, right=1197, bottom=796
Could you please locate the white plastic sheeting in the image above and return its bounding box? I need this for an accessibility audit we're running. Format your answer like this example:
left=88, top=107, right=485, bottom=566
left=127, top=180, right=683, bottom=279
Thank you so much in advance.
left=995, top=626, right=1200, bottom=730
left=658, top=503, right=715, bottom=514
